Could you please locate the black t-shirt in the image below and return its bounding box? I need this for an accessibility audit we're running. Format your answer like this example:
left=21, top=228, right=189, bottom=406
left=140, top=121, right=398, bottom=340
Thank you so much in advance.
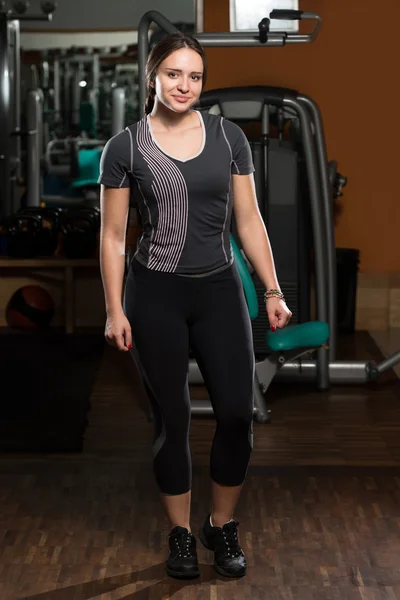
left=98, top=110, right=254, bottom=275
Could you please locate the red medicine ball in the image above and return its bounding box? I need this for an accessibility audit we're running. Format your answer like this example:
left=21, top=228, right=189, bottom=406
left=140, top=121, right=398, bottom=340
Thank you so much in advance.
left=6, top=285, right=55, bottom=330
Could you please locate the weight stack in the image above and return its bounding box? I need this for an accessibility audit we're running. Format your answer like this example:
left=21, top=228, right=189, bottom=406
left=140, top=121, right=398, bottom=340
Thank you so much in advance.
left=247, top=139, right=312, bottom=356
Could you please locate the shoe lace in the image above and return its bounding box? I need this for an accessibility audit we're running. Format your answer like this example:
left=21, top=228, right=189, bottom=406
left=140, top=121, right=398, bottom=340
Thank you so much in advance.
left=221, top=521, right=242, bottom=558
left=173, top=531, right=194, bottom=559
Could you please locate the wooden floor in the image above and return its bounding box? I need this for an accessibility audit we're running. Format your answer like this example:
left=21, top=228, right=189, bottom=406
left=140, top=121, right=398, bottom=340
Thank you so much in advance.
left=0, top=331, right=400, bottom=599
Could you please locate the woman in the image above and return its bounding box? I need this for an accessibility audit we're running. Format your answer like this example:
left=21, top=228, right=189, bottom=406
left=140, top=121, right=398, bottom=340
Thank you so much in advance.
left=98, top=33, right=292, bottom=580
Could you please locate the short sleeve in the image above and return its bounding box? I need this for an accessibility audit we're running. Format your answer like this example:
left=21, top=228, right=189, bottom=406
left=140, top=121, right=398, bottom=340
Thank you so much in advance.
left=98, top=129, right=131, bottom=188
left=222, top=118, right=255, bottom=176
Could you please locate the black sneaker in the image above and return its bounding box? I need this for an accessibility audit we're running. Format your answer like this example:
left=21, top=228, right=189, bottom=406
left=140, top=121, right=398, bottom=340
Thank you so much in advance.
left=166, top=526, right=200, bottom=579
left=199, top=514, right=247, bottom=578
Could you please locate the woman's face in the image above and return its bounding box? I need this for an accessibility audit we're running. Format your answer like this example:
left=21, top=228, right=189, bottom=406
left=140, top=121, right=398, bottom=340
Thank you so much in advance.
left=153, top=47, right=204, bottom=113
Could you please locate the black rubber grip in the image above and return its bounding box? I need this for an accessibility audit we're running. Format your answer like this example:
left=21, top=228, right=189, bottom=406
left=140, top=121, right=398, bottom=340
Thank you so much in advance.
left=270, top=10, right=303, bottom=20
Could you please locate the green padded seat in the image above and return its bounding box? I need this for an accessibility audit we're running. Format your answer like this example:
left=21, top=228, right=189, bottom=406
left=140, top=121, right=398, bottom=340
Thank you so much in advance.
left=265, top=321, right=330, bottom=352
left=230, top=235, right=259, bottom=320
left=230, top=234, right=330, bottom=353
left=70, top=147, right=103, bottom=189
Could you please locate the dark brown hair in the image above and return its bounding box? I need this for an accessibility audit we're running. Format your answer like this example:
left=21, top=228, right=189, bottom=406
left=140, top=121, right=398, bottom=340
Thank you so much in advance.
left=145, top=33, right=207, bottom=115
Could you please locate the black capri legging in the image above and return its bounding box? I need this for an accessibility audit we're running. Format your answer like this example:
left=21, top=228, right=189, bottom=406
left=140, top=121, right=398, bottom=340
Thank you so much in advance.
left=123, top=258, right=255, bottom=496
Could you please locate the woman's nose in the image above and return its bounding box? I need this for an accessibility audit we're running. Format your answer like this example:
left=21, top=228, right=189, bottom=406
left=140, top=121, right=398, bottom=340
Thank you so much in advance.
left=177, top=77, right=189, bottom=92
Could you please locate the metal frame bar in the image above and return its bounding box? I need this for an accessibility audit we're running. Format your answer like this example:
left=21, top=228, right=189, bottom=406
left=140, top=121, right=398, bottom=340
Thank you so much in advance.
left=275, top=360, right=370, bottom=384
left=138, top=10, right=321, bottom=119
left=300, top=94, right=337, bottom=361
left=26, top=90, right=42, bottom=207
left=53, top=58, right=61, bottom=125
left=0, top=14, right=12, bottom=219
left=111, top=87, right=126, bottom=136
left=376, top=351, right=400, bottom=375
left=0, top=10, right=52, bottom=219
left=10, top=19, right=21, bottom=182
left=195, top=0, right=204, bottom=33
left=283, top=96, right=328, bottom=389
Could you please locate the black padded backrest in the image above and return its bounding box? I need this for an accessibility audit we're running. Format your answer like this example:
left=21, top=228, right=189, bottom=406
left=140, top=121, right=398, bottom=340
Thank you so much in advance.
left=196, top=86, right=299, bottom=121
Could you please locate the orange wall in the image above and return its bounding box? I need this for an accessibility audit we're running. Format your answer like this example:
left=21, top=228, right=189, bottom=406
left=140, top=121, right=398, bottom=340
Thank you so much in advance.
left=203, top=0, right=399, bottom=273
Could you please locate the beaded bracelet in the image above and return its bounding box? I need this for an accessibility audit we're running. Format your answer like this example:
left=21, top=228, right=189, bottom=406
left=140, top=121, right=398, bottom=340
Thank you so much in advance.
left=264, top=289, right=285, bottom=303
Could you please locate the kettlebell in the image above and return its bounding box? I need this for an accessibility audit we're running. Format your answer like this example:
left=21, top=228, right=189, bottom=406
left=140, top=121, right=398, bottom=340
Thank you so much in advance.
left=60, top=208, right=98, bottom=259
left=17, top=207, right=63, bottom=256
left=5, top=213, right=43, bottom=258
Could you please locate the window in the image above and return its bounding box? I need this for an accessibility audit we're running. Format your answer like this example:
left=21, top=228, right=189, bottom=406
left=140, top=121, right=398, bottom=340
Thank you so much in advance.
left=230, top=0, right=299, bottom=33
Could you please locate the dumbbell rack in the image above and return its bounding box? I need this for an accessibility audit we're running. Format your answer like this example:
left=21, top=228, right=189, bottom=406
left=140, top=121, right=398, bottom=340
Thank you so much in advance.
left=0, top=256, right=99, bottom=334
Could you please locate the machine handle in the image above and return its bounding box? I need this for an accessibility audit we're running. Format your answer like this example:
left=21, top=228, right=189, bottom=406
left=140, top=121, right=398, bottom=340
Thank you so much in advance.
left=270, top=10, right=322, bottom=42
left=258, top=17, right=270, bottom=44
left=270, top=10, right=304, bottom=20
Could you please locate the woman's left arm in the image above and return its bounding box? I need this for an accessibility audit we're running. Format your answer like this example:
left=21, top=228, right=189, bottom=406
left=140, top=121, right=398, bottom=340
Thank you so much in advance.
left=232, top=173, right=292, bottom=329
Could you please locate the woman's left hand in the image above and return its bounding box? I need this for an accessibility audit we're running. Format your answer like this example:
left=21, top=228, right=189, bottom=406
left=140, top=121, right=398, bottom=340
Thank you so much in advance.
left=266, top=297, right=292, bottom=331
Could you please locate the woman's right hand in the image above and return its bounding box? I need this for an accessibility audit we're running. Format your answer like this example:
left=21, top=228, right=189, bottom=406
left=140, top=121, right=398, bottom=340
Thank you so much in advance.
left=105, top=310, right=132, bottom=352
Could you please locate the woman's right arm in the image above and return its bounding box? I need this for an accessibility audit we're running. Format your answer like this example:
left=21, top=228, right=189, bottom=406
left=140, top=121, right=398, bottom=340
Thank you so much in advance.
left=100, top=185, right=132, bottom=351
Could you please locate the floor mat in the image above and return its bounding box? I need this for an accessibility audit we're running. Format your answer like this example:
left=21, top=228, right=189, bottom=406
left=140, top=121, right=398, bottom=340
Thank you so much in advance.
left=0, top=331, right=104, bottom=452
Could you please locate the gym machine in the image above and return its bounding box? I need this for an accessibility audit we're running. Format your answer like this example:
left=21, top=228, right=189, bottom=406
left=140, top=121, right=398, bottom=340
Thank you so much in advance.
left=0, top=0, right=57, bottom=218
left=196, top=87, right=347, bottom=350
left=137, top=10, right=400, bottom=422
left=50, top=48, right=101, bottom=136
left=46, top=45, right=138, bottom=140
left=43, top=47, right=137, bottom=200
